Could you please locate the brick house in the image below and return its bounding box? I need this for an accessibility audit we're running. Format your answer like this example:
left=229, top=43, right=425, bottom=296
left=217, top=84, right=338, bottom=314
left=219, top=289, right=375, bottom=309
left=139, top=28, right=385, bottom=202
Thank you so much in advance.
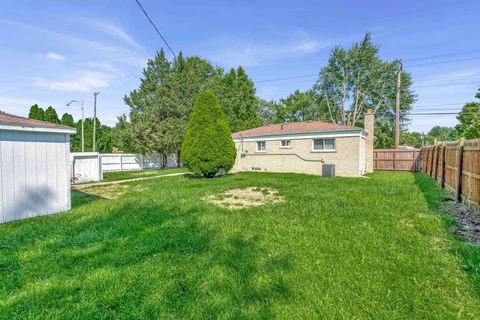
left=231, top=110, right=374, bottom=177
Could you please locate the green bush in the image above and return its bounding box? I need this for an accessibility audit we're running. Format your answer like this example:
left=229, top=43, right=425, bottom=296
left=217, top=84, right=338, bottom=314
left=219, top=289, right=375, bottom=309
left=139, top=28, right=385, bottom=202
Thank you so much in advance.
left=181, top=90, right=237, bottom=177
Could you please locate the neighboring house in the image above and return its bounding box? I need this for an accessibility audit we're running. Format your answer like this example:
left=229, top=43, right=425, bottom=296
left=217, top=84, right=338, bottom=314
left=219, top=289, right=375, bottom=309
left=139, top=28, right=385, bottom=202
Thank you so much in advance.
left=231, top=109, right=374, bottom=177
left=0, top=112, right=76, bottom=223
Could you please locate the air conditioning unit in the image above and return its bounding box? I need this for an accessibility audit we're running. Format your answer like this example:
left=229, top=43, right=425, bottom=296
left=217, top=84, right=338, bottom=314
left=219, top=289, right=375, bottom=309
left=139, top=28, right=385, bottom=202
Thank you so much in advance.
left=322, top=164, right=335, bottom=177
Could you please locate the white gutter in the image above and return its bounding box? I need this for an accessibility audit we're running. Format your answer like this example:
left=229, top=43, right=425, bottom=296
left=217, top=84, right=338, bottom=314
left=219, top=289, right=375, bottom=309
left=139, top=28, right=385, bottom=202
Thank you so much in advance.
left=0, top=124, right=76, bottom=134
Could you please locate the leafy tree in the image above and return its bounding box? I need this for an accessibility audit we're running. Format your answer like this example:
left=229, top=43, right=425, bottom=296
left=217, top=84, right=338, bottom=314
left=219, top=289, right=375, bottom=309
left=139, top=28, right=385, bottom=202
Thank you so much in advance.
left=124, top=50, right=223, bottom=166
left=44, top=106, right=60, bottom=124
left=28, top=104, right=45, bottom=121
left=96, top=125, right=113, bottom=153
left=257, top=98, right=279, bottom=124
left=400, top=131, right=423, bottom=148
left=181, top=91, right=236, bottom=177
left=456, top=102, right=480, bottom=139
left=61, top=113, right=75, bottom=127
left=123, top=49, right=268, bottom=165
left=426, top=126, right=454, bottom=143
left=217, top=66, right=262, bottom=131
left=111, top=114, right=137, bottom=153
left=71, top=117, right=112, bottom=152
left=451, top=87, right=480, bottom=139
left=274, top=90, right=331, bottom=123
left=313, top=33, right=416, bottom=148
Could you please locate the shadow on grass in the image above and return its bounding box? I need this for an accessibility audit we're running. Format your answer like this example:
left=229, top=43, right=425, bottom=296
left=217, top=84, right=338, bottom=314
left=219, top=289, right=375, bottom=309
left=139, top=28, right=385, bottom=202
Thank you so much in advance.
left=413, top=172, right=480, bottom=297
left=71, top=189, right=105, bottom=209
left=0, top=190, right=291, bottom=318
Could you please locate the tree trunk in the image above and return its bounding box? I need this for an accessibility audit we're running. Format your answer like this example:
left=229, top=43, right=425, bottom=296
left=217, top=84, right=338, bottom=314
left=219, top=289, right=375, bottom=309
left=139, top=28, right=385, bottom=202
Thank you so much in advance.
left=176, top=150, right=181, bottom=168
left=162, top=153, right=168, bottom=168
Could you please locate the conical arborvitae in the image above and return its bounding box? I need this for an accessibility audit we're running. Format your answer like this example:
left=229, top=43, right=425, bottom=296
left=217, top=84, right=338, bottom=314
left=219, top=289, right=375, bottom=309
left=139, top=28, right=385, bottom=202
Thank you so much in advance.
left=181, top=90, right=237, bottom=177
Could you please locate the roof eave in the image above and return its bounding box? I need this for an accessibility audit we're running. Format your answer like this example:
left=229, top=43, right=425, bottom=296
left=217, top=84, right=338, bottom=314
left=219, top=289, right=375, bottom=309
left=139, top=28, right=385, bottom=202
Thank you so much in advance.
left=233, top=128, right=363, bottom=140
left=0, top=123, right=77, bottom=134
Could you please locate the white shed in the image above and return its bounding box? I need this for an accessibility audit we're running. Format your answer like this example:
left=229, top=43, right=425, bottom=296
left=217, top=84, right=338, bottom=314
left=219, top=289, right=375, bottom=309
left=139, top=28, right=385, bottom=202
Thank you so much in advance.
left=0, top=112, right=76, bottom=223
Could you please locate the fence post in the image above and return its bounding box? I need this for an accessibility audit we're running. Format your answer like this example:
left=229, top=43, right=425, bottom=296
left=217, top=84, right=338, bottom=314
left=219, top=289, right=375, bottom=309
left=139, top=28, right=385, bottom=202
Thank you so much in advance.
left=456, top=139, right=464, bottom=202
left=434, top=145, right=439, bottom=180
left=120, top=154, right=123, bottom=172
left=441, top=143, right=446, bottom=189
left=393, top=149, right=396, bottom=171
left=425, top=147, right=429, bottom=174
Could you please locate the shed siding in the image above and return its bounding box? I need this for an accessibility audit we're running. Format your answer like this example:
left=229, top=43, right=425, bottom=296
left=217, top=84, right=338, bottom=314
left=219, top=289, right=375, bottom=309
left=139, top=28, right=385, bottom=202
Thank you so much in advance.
left=0, top=130, right=71, bottom=223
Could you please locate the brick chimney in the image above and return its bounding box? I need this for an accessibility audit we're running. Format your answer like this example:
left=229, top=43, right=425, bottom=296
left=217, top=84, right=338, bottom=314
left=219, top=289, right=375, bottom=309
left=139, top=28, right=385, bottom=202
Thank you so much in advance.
left=364, top=108, right=374, bottom=173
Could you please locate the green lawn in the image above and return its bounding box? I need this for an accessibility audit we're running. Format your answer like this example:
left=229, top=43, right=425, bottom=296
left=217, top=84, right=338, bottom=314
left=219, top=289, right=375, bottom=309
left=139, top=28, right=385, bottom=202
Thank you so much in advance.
left=102, top=167, right=187, bottom=182
left=1, top=172, right=479, bottom=319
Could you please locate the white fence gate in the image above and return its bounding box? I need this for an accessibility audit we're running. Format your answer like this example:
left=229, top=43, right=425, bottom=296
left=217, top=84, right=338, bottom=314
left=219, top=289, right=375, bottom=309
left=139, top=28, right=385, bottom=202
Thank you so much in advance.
left=70, top=152, right=102, bottom=183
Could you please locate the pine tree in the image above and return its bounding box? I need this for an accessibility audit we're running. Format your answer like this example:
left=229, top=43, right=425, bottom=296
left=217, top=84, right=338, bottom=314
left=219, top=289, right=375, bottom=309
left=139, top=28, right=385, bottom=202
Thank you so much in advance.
left=181, top=90, right=236, bottom=177
left=44, top=106, right=60, bottom=123
left=217, top=67, right=261, bottom=132
left=61, top=113, right=74, bottom=127
left=28, top=104, right=45, bottom=121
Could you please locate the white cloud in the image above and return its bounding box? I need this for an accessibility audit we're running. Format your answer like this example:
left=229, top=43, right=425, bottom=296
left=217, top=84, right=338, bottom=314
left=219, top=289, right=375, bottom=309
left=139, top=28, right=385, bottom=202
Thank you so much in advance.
left=0, top=19, right=119, bottom=52
left=90, top=20, right=139, bottom=47
left=44, top=51, right=66, bottom=61
left=84, top=62, right=123, bottom=77
left=208, top=36, right=331, bottom=67
left=32, top=71, right=111, bottom=92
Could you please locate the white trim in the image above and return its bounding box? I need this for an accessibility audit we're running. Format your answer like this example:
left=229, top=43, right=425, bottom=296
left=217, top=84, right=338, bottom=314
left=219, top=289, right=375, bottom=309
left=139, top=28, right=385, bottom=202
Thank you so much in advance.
left=234, top=131, right=362, bottom=142
left=256, top=141, right=266, bottom=152
left=0, top=124, right=76, bottom=134
left=311, top=138, right=336, bottom=152
left=279, top=139, right=292, bottom=148
left=71, top=152, right=100, bottom=157
left=358, top=135, right=362, bottom=176
left=311, top=150, right=336, bottom=153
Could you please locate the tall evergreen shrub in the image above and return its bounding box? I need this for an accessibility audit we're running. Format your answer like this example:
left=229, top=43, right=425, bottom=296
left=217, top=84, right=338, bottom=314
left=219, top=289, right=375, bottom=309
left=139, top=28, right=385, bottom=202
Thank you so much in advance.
left=181, top=90, right=236, bottom=177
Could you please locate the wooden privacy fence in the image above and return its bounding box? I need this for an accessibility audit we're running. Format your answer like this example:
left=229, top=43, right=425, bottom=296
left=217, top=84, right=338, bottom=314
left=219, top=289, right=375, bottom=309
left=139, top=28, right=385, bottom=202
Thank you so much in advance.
left=420, top=139, right=480, bottom=205
left=373, top=149, right=421, bottom=171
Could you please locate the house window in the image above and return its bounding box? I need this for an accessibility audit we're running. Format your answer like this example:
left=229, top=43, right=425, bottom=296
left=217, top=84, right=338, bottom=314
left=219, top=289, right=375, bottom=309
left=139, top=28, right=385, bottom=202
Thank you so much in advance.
left=256, top=141, right=266, bottom=152
left=312, top=138, right=336, bottom=151
left=280, top=140, right=291, bottom=148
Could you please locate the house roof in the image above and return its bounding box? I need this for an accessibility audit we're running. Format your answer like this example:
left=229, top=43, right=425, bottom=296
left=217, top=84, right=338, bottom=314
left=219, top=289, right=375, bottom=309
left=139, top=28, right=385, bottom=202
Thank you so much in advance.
left=0, top=112, right=76, bottom=134
left=233, top=120, right=361, bottom=138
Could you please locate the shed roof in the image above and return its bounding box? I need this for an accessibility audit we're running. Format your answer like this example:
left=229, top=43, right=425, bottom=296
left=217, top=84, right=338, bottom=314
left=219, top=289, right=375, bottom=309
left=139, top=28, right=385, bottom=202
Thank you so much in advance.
left=0, top=112, right=76, bottom=134
left=233, top=120, right=361, bottom=138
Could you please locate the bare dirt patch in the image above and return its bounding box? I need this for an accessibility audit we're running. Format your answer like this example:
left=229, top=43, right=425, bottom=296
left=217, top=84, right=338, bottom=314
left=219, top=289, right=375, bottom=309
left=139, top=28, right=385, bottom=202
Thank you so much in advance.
left=440, top=198, right=480, bottom=244
left=82, top=184, right=147, bottom=200
left=203, top=187, right=284, bottom=209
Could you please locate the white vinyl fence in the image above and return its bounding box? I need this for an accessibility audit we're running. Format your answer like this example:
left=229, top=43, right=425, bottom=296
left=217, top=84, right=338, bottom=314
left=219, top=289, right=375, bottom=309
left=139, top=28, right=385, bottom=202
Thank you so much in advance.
left=100, top=153, right=178, bottom=172
left=70, top=153, right=178, bottom=184
left=70, top=152, right=102, bottom=183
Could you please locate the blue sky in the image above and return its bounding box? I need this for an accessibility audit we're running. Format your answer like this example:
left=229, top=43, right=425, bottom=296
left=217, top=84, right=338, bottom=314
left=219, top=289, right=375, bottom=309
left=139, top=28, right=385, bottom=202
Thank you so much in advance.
left=0, top=0, right=479, bottom=132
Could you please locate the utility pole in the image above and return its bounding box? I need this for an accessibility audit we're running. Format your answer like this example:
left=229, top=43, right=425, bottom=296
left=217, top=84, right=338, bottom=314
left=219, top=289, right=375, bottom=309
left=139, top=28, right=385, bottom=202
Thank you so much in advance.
left=395, top=62, right=402, bottom=149
left=93, top=92, right=100, bottom=152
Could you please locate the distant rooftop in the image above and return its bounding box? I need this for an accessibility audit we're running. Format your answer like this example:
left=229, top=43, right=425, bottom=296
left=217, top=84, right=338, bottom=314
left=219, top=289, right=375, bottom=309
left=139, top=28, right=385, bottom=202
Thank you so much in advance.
left=233, top=120, right=361, bottom=138
left=0, top=112, right=76, bottom=133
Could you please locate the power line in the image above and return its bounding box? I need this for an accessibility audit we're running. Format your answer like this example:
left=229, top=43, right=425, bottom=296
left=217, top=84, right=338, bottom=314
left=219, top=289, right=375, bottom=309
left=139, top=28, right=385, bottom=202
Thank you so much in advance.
left=414, top=75, right=480, bottom=83
left=254, top=55, right=480, bottom=85
left=134, top=0, right=177, bottom=58
left=408, top=57, right=480, bottom=68
left=412, top=102, right=468, bottom=107
left=403, top=50, right=480, bottom=62
left=256, top=74, right=317, bottom=84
